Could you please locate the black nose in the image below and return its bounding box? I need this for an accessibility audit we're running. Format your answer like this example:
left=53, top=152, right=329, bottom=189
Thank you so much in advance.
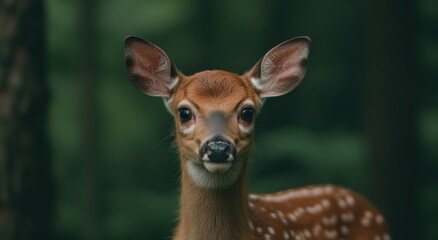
left=199, top=136, right=236, bottom=162
left=207, top=141, right=230, bottom=162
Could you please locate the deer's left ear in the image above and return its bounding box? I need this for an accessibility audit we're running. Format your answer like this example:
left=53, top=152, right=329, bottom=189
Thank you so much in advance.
left=249, top=37, right=310, bottom=98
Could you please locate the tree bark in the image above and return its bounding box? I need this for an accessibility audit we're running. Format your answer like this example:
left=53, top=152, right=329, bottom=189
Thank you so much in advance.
left=360, top=0, right=419, bottom=239
left=0, top=0, right=53, bottom=239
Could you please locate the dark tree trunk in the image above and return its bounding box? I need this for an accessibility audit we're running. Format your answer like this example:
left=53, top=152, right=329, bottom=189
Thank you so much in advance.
left=79, top=0, right=100, bottom=239
left=360, top=0, right=419, bottom=239
left=0, top=0, right=53, bottom=239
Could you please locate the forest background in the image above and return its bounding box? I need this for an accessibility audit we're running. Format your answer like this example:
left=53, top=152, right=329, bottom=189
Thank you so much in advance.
left=0, top=0, right=437, bottom=239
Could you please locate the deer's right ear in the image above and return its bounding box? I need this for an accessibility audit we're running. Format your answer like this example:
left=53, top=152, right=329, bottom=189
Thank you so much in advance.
left=124, top=36, right=179, bottom=98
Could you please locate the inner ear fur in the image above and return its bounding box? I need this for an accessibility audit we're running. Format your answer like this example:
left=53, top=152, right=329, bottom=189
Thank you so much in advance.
left=124, top=36, right=179, bottom=98
left=249, top=37, right=311, bottom=98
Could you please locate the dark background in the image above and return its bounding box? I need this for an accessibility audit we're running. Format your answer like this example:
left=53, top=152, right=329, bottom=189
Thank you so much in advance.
left=0, top=0, right=437, bottom=239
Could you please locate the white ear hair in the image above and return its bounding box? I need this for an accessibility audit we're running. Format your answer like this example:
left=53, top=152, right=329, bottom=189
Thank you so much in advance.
left=250, top=37, right=310, bottom=98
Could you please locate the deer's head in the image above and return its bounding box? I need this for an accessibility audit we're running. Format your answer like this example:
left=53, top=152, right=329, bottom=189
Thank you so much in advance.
left=124, top=37, right=310, bottom=189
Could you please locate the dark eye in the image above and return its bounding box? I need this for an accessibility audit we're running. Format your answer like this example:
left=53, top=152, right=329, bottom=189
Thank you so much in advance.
left=178, top=107, right=192, bottom=123
left=240, top=107, right=254, bottom=123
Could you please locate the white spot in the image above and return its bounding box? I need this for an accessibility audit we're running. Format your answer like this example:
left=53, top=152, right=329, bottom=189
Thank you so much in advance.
left=311, top=187, right=323, bottom=196
left=375, top=215, right=385, bottom=225
left=270, top=212, right=277, bottom=219
left=264, top=196, right=275, bottom=202
left=361, top=217, right=371, bottom=227
left=364, top=210, right=373, bottom=219
left=322, top=214, right=338, bottom=226
left=264, top=233, right=271, bottom=240
left=249, top=221, right=254, bottom=230
left=341, top=212, right=355, bottom=223
left=296, top=207, right=305, bottom=215
left=287, top=213, right=297, bottom=222
left=249, top=202, right=255, bottom=208
left=346, top=195, right=355, bottom=206
left=312, top=223, right=322, bottom=236
left=324, top=230, right=338, bottom=239
left=261, top=206, right=267, bottom=212
left=249, top=194, right=258, bottom=200
left=257, top=188, right=334, bottom=202
left=277, top=211, right=288, bottom=225
left=268, top=227, right=275, bottom=235
left=321, top=199, right=331, bottom=208
left=306, top=204, right=323, bottom=215
left=303, top=229, right=312, bottom=238
left=324, top=186, right=334, bottom=194
left=257, top=227, right=263, bottom=233
left=341, top=225, right=349, bottom=235
left=337, top=199, right=347, bottom=209
left=283, top=231, right=290, bottom=239
left=383, top=233, right=391, bottom=240
left=301, top=189, right=310, bottom=197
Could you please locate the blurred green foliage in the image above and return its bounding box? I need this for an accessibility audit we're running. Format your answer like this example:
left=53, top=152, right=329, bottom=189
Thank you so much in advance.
left=46, top=0, right=437, bottom=239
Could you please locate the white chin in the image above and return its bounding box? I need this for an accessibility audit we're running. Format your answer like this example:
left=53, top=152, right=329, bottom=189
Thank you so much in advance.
left=186, top=160, right=243, bottom=189
left=203, top=161, right=232, bottom=173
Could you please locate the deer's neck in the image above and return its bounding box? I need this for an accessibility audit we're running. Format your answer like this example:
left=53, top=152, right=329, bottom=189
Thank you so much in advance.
left=175, top=159, right=250, bottom=240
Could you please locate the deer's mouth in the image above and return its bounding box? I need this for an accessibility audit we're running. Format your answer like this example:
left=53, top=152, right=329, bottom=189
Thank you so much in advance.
left=202, top=161, right=233, bottom=173
left=198, top=135, right=237, bottom=173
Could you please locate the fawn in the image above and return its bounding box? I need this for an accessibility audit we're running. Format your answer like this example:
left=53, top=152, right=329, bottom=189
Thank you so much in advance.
left=124, top=36, right=391, bottom=240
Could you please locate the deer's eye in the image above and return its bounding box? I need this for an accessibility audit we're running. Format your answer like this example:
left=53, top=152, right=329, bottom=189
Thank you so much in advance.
left=178, top=107, right=192, bottom=123
left=240, top=107, right=254, bottom=124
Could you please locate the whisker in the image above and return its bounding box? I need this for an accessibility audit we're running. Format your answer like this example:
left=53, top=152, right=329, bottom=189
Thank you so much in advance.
left=150, top=128, right=175, bottom=150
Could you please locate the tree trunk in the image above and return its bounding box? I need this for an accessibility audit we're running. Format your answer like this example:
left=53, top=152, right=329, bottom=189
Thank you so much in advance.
left=79, top=0, right=100, bottom=239
left=360, top=1, right=419, bottom=239
left=0, top=0, right=53, bottom=239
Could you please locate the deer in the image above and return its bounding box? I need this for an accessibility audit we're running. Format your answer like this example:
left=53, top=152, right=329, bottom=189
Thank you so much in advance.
left=123, top=36, right=392, bottom=240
